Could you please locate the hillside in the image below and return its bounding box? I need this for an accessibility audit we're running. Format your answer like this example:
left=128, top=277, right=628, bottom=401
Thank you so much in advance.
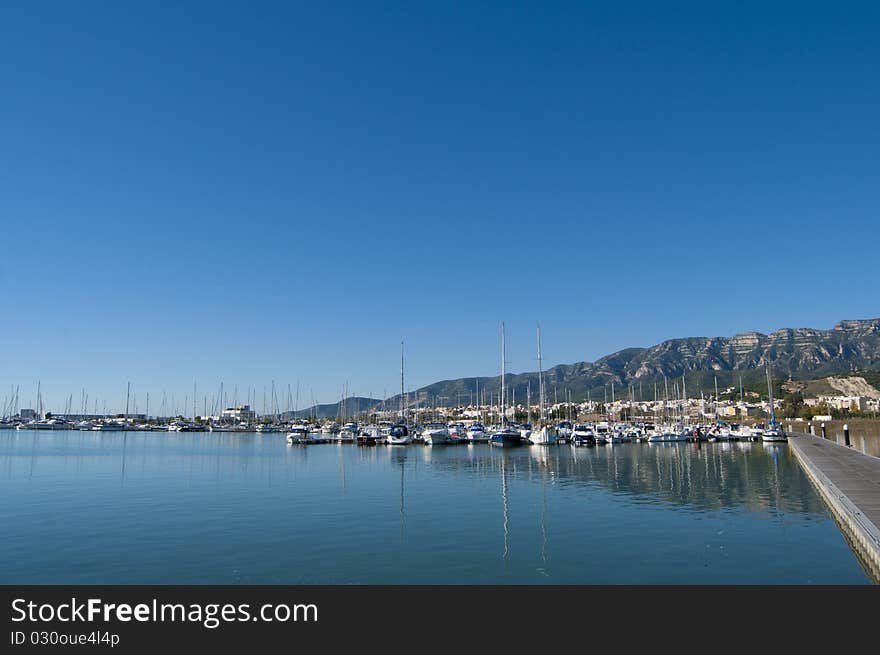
left=280, top=396, right=382, bottom=419
left=385, top=318, right=880, bottom=408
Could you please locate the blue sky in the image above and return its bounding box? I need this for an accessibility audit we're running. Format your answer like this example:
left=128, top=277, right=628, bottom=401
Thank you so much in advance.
left=1, top=2, right=878, bottom=414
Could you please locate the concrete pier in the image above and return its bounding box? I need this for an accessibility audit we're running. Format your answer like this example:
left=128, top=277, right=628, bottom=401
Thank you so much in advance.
left=788, top=432, right=880, bottom=581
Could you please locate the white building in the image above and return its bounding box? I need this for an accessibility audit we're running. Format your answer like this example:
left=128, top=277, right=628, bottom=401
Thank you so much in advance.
left=221, top=405, right=257, bottom=423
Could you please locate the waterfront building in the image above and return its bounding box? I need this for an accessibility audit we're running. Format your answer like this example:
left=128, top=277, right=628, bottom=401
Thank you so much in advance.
left=221, top=404, right=257, bottom=423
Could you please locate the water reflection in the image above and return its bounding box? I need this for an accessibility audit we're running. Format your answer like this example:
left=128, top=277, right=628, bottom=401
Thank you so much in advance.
left=500, top=454, right=510, bottom=562
left=0, top=432, right=833, bottom=519
left=414, top=438, right=829, bottom=518
left=0, top=431, right=871, bottom=584
left=539, top=468, right=548, bottom=566
left=391, top=448, right=406, bottom=541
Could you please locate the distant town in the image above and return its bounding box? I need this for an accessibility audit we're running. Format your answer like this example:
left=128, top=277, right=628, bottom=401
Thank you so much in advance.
left=6, top=387, right=878, bottom=429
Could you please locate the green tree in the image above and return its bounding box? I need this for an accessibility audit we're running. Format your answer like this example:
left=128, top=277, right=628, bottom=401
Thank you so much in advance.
left=781, top=393, right=804, bottom=418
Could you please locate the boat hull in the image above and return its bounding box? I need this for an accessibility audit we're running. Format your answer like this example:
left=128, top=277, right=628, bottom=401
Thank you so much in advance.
left=529, top=428, right=558, bottom=445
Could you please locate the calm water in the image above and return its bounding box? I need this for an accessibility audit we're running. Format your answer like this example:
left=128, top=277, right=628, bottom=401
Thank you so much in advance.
left=0, top=431, right=872, bottom=584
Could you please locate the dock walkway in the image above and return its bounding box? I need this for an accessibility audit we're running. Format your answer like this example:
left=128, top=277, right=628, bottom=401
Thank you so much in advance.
left=788, top=432, right=880, bottom=580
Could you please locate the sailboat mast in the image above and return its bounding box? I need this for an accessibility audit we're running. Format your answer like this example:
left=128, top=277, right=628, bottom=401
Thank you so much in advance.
left=400, top=340, right=405, bottom=424
left=500, top=322, right=506, bottom=427
left=663, top=375, right=669, bottom=424
left=681, top=375, right=687, bottom=423
left=714, top=375, right=719, bottom=422
left=537, top=325, right=544, bottom=425
left=526, top=381, right=531, bottom=427
left=476, top=378, right=480, bottom=424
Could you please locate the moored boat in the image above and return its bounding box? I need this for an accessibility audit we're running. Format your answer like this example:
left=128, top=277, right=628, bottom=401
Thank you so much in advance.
left=466, top=422, right=489, bottom=442
left=286, top=425, right=312, bottom=444
left=489, top=322, right=524, bottom=448
left=422, top=422, right=451, bottom=445
left=386, top=424, right=411, bottom=445
left=489, top=426, right=523, bottom=447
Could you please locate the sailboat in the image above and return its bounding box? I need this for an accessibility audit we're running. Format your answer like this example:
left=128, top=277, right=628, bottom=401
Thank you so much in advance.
left=387, top=341, right=411, bottom=445
left=490, top=322, right=524, bottom=447
left=761, top=363, right=787, bottom=442
left=529, top=325, right=558, bottom=445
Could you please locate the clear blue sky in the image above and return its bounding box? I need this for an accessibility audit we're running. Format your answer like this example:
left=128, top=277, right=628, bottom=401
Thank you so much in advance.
left=2, top=1, right=878, bottom=414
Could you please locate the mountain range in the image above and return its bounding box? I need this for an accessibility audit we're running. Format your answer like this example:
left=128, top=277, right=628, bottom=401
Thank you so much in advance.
left=289, top=318, right=880, bottom=417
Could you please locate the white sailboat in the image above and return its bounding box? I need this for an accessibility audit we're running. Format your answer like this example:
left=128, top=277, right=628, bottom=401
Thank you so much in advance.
left=761, top=363, right=787, bottom=442
left=529, top=324, right=558, bottom=445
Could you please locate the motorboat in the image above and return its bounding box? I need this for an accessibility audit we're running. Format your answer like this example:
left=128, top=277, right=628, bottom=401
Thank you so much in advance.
left=255, top=424, right=285, bottom=433
left=489, top=425, right=524, bottom=447
left=356, top=425, right=380, bottom=445
left=529, top=423, right=558, bottom=445
left=647, top=426, right=690, bottom=442
left=92, top=420, right=128, bottom=431
left=386, top=424, right=411, bottom=445
left=18, top=418, right=72, bottom=430
left=422, top=422, right=451, bottom=445
left=286, top=426, right=312, bottom=444
left=556, top=421, right=573, bottom=440
left=466, top=423, right=489, bottom=442
left=571, top=423, right=595, bottom=447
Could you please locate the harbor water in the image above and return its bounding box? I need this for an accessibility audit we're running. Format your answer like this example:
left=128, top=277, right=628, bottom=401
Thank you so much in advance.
left=0, top=431, right=872, bottom=584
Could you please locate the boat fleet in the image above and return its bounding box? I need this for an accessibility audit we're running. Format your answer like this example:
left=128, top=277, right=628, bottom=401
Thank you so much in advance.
left=0, top=413, right=787, bottom=444
left=268, top=418, right=783, bottom=446
left=1, top=329, right=788, bottom=445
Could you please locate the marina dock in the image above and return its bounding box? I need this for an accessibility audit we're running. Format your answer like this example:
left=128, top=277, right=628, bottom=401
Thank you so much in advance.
left=789, top=432, right=880, bottom=581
